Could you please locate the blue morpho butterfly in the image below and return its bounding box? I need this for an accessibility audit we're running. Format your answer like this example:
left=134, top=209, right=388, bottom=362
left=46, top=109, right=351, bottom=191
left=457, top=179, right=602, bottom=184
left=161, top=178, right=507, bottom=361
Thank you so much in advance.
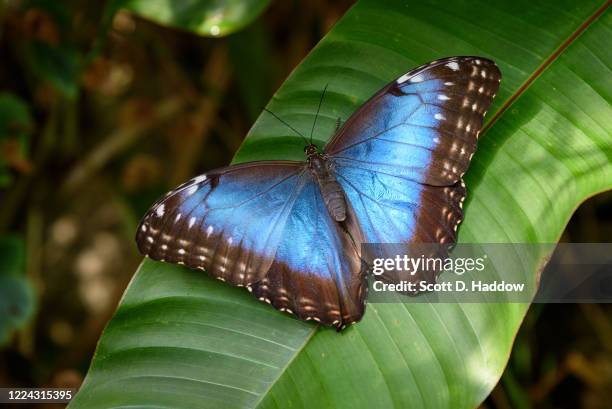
left=136, top=56, right=501, bottom=330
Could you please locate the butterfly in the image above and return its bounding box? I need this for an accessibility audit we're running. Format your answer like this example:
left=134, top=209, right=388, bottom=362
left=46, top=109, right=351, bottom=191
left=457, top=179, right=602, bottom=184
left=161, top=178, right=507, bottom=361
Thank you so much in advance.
left=136, top=56, right=501, bottom=330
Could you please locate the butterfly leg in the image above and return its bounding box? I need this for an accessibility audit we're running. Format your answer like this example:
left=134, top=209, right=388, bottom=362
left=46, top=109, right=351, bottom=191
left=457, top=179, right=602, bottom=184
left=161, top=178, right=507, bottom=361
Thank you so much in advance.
left=335, top=117, right=343, bottom=133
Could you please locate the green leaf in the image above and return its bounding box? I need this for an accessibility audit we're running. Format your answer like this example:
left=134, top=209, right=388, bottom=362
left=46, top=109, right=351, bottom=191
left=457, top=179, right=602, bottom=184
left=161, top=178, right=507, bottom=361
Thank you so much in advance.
left=119, top=0, right=272, bottom=37
left=0, top=236, right=36, bottom=346
left=70, top=1, right=612, bottom=408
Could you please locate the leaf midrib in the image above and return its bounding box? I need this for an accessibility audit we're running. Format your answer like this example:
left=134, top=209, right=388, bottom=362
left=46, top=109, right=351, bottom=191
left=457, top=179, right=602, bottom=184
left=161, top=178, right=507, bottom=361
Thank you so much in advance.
left=482, top=0, right=610, bottom=133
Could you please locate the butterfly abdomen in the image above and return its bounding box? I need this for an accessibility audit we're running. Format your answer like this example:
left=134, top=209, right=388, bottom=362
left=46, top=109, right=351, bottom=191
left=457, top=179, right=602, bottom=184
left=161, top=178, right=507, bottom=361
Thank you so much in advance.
left=308, top=154, right=347, bottom=222
left=320, top=178, right=346, bottom=222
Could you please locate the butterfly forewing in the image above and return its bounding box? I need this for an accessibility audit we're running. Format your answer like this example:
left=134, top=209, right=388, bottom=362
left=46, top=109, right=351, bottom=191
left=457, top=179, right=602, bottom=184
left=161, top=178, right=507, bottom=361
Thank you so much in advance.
left=137, top=161, right=306, bottom=286
left=327, top=56, right=501, bottom=186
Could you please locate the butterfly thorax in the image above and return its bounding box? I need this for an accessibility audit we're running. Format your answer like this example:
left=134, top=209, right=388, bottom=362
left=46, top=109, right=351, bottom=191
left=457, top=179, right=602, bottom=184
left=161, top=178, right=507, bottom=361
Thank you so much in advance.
left=305, top=144, right=347, bottom=222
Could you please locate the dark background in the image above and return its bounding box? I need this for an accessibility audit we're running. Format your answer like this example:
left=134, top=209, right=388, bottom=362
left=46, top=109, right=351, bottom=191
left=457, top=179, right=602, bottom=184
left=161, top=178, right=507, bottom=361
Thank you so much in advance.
left=0, top=1, right=610, bottom=408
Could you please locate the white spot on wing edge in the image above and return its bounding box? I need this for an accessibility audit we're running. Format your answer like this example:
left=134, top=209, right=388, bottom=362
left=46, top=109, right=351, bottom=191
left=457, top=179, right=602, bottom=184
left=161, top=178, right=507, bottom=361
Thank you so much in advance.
left=188, top=217, right=196, bottom=229
left=397, top=73, right=423, bottom=84
left=192, top=174, right=207, bottom=184
left=206, top=225, right=214, bottom=237
left=437, top=94, right=450, bottom=101
left=446, top=61, right=460, bottom=71
left=155, top=204, right=165, bottom=217
left=434, top=113, right=445, bottom=121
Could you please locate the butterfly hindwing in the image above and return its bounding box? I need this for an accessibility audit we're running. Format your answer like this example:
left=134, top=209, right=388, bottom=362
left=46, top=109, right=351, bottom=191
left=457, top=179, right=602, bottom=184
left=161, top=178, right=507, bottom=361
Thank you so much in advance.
left=251, top=173, right=367, bottom=328
left=336, top=163, right=466, bottom=283
left=334, top=165, right=466, bottom=245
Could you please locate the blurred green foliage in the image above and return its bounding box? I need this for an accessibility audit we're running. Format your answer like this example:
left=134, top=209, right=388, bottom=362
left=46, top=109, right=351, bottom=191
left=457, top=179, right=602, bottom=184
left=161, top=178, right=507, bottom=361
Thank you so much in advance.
left=20, top=0, right=82, bottom=98
left=0, top=93, right=32, bottom=187
left=0, top=236, right=35, bottom=345
left=118, top=0, right=272, bottom=37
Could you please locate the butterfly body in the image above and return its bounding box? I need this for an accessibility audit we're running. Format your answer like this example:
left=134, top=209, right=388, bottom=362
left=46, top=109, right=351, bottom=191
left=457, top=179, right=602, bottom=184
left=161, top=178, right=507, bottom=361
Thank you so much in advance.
left=306, top=144, right=347, bottom=222
left=136, top=56, right=501, bottom=330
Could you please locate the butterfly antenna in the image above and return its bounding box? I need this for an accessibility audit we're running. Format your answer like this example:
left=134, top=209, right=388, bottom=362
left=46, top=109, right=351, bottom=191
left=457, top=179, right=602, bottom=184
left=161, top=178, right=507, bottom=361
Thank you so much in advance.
left=310, top=83, right=329, bottom=145
left=262, top=108, right=309, bottom=145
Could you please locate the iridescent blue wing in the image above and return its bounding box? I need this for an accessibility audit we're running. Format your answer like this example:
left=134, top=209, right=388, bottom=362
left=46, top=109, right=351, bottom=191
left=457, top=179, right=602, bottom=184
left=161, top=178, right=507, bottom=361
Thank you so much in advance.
left=136, top=162, right=367, bottom=328
left=252, top=172, right=367, bottom=329
left=137, top=161, right=305, bottom=286
left=327, top=56, right=500, bottom=186
left=326, top=56, right=501, bottom=282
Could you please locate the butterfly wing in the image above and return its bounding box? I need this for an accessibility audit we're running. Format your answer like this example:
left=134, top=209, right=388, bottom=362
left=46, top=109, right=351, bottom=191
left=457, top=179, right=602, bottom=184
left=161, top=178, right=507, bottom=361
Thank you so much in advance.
left=251, top=172, right=367, bottom=328
left=137, top=161, right=367, bottom=328
left=326, top=56, right=501, bottom=282
left=334, top=167, right=466, bottom=284
left=136, top=161, right=307, bottom=286
left=326, top=56, right=500, bottom=185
